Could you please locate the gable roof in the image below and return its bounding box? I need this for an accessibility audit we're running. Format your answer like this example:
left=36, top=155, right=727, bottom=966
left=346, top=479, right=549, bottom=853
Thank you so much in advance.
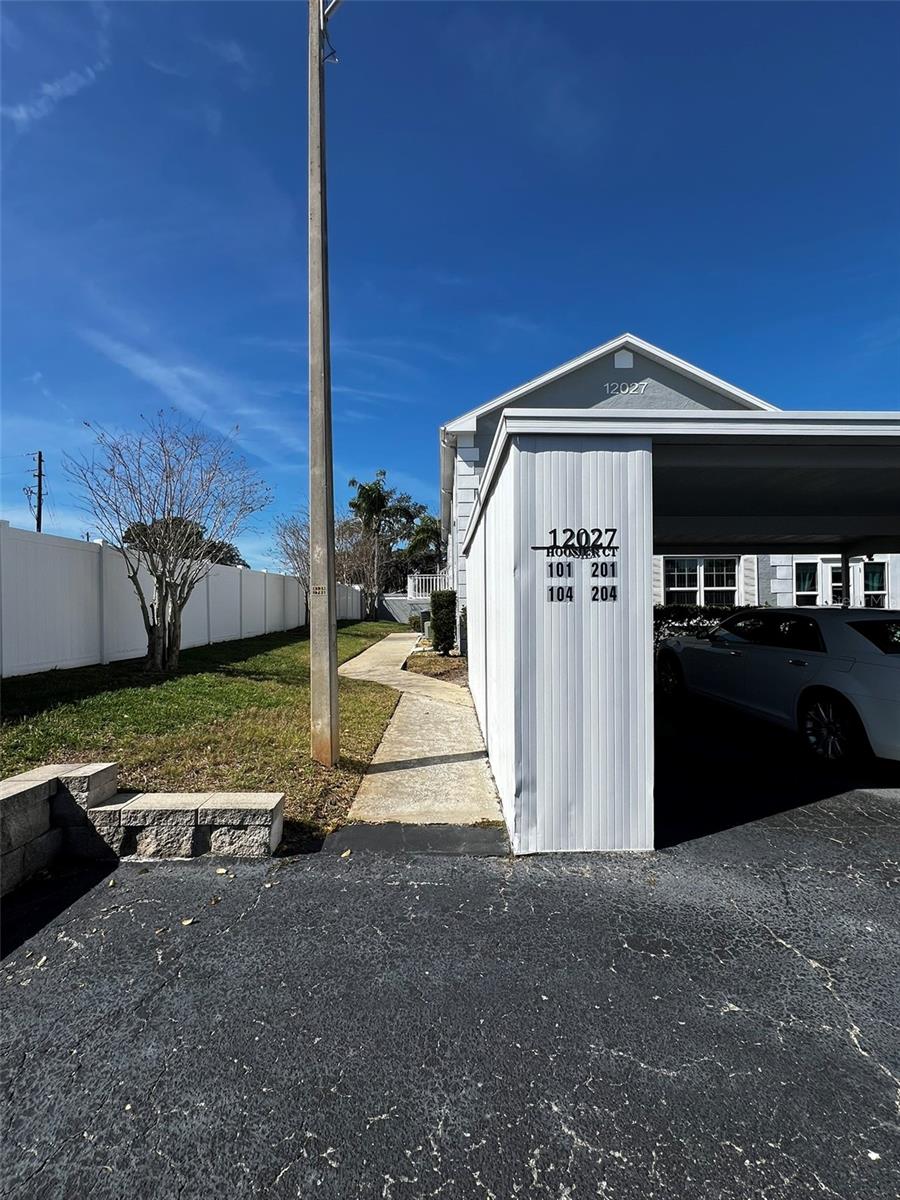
left=443, top=333, right=778, bottom=433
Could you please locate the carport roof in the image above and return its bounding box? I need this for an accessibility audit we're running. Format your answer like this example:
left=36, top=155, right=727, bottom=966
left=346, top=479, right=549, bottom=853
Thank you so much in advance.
left=462, top=409, right=900, bottom=556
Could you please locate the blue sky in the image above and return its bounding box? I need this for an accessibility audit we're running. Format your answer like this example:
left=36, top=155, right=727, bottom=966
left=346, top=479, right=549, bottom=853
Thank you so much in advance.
left=2, top=1, right=898, bottom=566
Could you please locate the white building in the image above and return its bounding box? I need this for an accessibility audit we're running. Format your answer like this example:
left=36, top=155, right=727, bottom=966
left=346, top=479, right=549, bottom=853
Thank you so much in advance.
left=438, top=333, right=900, bottom=854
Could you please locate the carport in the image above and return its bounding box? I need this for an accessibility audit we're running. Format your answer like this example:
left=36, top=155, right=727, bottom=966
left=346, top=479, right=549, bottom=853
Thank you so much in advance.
left=463, top=408, right=900, bottom=854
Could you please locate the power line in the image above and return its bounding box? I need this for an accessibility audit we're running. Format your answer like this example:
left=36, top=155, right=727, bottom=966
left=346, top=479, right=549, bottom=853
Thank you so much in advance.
left=23, top=450, right=44, bottom=532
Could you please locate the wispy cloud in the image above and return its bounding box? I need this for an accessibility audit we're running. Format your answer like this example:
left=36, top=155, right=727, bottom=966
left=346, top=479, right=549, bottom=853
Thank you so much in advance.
left=145, top=58, right=190, bottom=79
left=196, top=36, right=255, bottom=90
left=335, top=408, right=374, bottom=425
left=242, top=333, right=461, bottom=380
left=333, top=384, right=412, bottom=406
left=80, top=330, right=307, bottom=467
left=1, top=12, right=24, bottom=52
left=483, top=313, right=541, bottom=337
left=0, top=503, right=95, bottom=541
left=1, top=2, right=111, bottom=132
left=451, top=8, right=606, bottom=156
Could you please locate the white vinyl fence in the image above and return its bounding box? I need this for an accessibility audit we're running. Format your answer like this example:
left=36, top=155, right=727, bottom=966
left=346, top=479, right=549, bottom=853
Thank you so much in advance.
left=0, top=523, right=365, bottom=678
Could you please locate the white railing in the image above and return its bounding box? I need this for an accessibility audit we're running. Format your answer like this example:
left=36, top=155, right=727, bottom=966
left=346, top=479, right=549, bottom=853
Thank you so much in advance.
left=407, top=571, right=450, bottom=599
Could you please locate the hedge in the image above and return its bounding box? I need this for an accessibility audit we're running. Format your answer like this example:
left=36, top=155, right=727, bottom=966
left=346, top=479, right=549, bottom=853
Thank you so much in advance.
left=653, top=603, right=749, bottom=649
left=430, top=589, right=457, bottom=656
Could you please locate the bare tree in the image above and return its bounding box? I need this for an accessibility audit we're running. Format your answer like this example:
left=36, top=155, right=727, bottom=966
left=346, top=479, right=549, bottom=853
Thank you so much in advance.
left=334, top=511, right=368, bottom=590
left=274, top=507, right=368, bottom=614
left=66, top=412, right=271, bottom=672
left=273, top=510, right=310, bottom=609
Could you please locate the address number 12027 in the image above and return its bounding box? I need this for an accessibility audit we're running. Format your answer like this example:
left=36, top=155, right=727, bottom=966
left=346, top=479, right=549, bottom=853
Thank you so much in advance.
left=548, top=527, right=617, bottom=549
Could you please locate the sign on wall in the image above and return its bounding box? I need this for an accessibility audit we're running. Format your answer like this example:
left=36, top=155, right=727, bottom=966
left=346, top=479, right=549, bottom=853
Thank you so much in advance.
left=531, top=527, right=621, bottom=605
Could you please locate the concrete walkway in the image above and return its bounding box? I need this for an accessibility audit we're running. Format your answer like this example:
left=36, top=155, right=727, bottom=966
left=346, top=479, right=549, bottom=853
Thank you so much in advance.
left=338, top=632, right=472, bottom=706
left=334, top=633, right=507, bottom=854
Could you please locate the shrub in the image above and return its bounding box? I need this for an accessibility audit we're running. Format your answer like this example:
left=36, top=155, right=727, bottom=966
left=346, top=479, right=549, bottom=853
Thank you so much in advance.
left=408, top=612, right=422, bottom=632
left=653, top=602, right=747, bottom=649
left=430, top=589, right=457, bottom=656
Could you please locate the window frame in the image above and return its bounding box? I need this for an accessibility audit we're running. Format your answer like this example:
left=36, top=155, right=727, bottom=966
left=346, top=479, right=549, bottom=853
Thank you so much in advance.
left=862, top=560, right=888, bottom=609
left=663, top=555, right=741, bottom=607
left=794, top=560, right=820, bottom=607
left=792, top=555, right=891, bottom=608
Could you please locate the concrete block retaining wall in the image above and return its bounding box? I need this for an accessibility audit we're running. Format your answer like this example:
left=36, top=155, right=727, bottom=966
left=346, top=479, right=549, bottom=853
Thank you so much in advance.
left=0, top=764, right=284, bottom=894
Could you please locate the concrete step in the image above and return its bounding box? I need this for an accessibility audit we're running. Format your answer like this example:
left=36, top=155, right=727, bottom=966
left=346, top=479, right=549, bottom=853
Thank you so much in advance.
left=1, top=763, right=285, bottom=891
left=324, top=821, right=509, bottom=857
left=81, top=790, right=285, bottom=860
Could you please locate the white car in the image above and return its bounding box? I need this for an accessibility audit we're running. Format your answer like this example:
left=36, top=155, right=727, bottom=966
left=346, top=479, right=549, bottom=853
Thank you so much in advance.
left=658, top=607, right=900, bottom=763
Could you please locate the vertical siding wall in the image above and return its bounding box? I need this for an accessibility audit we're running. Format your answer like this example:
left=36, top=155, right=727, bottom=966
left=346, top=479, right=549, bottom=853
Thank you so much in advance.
left=466, top=448, right=517, bottom=836
left=0, top=524, right=367, bottom=678
left=466, top=435, right=654, bottom=854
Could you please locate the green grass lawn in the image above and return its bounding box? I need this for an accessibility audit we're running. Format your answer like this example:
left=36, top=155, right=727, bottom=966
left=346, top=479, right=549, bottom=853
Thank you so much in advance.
left=0, top=622, right=401, bottom=848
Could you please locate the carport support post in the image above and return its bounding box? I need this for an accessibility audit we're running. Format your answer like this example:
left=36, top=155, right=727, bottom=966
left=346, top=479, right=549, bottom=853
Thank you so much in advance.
left=841, top=550, right=851, bottom=608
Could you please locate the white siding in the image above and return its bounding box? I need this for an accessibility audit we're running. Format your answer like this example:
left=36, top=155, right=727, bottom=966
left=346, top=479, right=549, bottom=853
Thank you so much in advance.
left=452, top=432, right=478, bottom=610
left=759, top=553, right=900, bottom=608
left=466, top=435, right=654, bottom=854
left=466, top=448, right=517, bottom=834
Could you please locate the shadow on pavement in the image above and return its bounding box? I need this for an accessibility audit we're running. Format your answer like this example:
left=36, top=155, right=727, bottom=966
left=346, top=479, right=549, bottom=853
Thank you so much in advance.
left=654, top=695, right=900, bottom=848
left=1, top=860, right=117, bottom=959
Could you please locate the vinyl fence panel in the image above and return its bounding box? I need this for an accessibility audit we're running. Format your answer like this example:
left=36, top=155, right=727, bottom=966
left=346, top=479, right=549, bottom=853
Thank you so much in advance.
left=0, top=523, right=312, bottom=677
left=336, top=583, right=364, bottom=621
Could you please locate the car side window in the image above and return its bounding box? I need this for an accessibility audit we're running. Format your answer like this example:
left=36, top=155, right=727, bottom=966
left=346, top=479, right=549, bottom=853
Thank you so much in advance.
left=770, top=616, right=825, bottom=653
left=715, top=614, right=770, bottom=645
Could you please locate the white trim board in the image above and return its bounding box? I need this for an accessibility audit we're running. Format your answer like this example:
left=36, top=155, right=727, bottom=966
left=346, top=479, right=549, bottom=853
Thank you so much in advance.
left=461, top=408, right=900, bottom=556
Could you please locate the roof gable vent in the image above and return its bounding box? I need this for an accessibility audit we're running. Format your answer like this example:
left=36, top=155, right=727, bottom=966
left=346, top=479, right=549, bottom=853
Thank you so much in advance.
left=614, top=349, right=634, bottom=369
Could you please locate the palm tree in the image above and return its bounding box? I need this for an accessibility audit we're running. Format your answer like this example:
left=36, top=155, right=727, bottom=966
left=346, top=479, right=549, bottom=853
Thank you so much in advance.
left=348, top=470, right=424, bottom=615
left=405, top=513, right=444, bottom=574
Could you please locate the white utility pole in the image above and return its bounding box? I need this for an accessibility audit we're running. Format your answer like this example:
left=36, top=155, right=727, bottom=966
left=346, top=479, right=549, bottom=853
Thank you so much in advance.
left=308, top=0, right=341, bottom=765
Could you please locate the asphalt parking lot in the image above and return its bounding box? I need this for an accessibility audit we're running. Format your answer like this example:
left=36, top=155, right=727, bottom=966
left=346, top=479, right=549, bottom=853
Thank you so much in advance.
left=3, top=710, right=899, bottom=1199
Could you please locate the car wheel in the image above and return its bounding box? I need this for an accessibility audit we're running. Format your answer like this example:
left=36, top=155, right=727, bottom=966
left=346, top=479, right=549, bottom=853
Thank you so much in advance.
left=657, top=652, right=684, bottom=701
left=799, top=692, right=870, bottom=764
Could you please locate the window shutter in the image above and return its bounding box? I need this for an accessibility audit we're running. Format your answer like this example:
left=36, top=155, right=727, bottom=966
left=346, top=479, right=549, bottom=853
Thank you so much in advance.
left=652, top=555, right=664, bottom=605
left=742, top=555, right=758, bottom=605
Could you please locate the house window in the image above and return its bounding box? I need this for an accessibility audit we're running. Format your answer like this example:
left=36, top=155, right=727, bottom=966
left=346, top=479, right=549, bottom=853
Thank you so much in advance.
left=795, top=562, right=819, bottom=606
left=863, top=560, right=887, bottom=608
left=703, top=558, right=738, bottom=606
left=663, top=557, right=738, bottom=606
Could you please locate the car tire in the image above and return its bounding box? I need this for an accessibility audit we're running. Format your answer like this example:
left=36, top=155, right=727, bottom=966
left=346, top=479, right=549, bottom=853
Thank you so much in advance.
left=657, top=651, right=684, bottom=702
left=798, top=691, right=871, bottom=765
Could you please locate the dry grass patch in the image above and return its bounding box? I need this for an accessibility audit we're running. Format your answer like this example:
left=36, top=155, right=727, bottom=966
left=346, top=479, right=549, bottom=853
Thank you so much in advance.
left=404, top=651, right=468, bottom=687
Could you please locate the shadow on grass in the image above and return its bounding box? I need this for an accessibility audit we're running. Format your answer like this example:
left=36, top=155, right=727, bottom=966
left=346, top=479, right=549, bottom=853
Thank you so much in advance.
left=655, top=695, right=900, bottom=849
left=2, top=628, right=319, bottom=724
left=2, top=621, right=400, bottom=725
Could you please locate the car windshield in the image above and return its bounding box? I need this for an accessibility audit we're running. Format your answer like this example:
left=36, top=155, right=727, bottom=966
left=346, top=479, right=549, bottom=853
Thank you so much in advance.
left=714, top=614, right=770, bottom=644
left=847, top=620, right=900, bottom=655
